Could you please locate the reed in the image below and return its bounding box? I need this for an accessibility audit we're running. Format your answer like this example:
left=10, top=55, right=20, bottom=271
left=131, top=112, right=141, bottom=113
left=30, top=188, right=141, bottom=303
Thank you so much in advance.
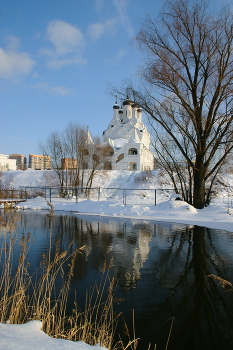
left=0, top=233, right=136, bottom=350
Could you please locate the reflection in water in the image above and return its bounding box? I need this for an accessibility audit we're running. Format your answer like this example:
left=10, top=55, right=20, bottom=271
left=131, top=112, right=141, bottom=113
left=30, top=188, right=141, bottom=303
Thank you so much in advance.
left=1, top=210, right=233, bottom=350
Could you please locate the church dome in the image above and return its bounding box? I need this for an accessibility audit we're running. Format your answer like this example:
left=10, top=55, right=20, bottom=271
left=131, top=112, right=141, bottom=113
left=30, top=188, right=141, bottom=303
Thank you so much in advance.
left=113, top=103, right=119, bottom=109
left=132, top=103, right=139, bottom=108
left=123, top=98, right=132, bottom=106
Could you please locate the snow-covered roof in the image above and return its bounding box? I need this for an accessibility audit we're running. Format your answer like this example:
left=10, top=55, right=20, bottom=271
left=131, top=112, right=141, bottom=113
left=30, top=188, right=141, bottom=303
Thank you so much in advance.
left=108, top=138, right=128, bottom=149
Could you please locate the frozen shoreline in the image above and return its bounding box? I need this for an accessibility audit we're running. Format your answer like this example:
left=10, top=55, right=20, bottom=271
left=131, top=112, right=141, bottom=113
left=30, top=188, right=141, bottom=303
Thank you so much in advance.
left=13, top=196, right=233, bottom=233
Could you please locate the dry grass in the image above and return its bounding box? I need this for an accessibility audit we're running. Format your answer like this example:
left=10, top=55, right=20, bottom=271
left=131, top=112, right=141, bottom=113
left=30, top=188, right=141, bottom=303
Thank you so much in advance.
left=46, top=201, right=54, bottom=219
left=0, top=224, right=137, bottom=350
left=0, top=211, right=21, bottom=232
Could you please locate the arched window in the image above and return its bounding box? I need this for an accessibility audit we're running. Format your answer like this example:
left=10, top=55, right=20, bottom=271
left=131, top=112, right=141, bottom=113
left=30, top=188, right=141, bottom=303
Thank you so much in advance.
left=102, top=146, right=114, bottom=157
left=104, top=161, right=112, bottom=170
left=129, top=162, right=137, bottom=171
left=116, top=153, right=124, bottom=163
left=128, top=148, right=138, bottom=155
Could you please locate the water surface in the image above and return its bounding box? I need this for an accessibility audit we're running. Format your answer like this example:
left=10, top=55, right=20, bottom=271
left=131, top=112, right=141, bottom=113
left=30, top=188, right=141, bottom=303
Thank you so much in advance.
left=1, top=210, right=233, bottom=350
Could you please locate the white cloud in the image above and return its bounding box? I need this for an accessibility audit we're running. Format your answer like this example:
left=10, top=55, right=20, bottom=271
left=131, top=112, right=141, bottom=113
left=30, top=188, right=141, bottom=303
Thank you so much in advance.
left=105, top=49, right=127, bottom=64
left=112, top=0, right=135, bottom=38
left=46, top=57, right=86, bottom=69
left=34, top=82, right=73, bottom=96
left=95, top=0, right=105, bottom=12
left=46, top=20, right=85, bottom=55
left=0, top=36, right=36, bottom=79
left=42, top=20, right=86, bottom=68
left=88, top=19, right=116, bottom=40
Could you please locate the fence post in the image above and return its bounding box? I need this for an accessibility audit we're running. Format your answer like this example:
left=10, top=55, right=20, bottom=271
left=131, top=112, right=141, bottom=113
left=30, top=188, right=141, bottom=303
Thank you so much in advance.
left=228, top=188, right=230, bottom=214
left=155, top=190, right=156, bottom=206
left=123, top=189, right=127, bottom=206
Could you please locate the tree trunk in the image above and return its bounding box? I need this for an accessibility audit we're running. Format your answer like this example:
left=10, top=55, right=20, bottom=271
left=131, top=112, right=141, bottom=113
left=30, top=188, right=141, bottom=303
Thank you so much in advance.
left=193, top=165, right=206, bottom=209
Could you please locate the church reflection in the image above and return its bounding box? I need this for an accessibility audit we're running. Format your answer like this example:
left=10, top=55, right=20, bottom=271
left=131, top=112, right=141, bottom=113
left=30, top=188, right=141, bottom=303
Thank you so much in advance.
left=3, top=211, right=233, bottom=350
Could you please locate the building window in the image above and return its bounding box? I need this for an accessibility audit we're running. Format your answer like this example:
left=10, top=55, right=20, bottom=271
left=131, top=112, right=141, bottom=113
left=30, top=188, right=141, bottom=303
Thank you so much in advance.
left=128, top=148, right=138, bottom=155
left=104, top=161, right=112, bottom=170
left=129, top=162, right=137, bottom=171
left=116, top=153, right=124, bottom=163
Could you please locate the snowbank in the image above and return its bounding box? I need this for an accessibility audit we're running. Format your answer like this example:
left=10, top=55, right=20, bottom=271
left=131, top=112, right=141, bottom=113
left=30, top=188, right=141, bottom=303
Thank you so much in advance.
left=1, top=169, right=233, bottom=232
left=0, top=321, right=107, bottom=350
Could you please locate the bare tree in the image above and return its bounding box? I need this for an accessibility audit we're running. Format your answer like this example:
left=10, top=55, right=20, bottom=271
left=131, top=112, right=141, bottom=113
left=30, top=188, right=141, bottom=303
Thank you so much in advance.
left=39, top=123, right=107, bottom=192
left=121, top=0, right=233, bottom=208
left=64, top=122, right=90, bottom=187
left=39, top=131, right=68, bottom=187
left=85, top=136, right=109, bottom=188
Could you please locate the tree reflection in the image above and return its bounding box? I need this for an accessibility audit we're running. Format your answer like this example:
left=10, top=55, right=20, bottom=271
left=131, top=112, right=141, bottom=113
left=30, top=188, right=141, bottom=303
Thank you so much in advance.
left=133, top=225, right=233, bottom=350
left=4, top=212, right=233, bottom=350
left=48, top=216, right=233, bottom=349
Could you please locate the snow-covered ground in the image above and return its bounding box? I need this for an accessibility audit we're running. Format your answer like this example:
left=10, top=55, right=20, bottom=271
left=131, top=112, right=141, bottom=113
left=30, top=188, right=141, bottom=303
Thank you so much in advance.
left=1, top=168, right=233, bottom=349
left=0, top=321, right=107, bottom=350
left=1, top=169, right=233, bottom=232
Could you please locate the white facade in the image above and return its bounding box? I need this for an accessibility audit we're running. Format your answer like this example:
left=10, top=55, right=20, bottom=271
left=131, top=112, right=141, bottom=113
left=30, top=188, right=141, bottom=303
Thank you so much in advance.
left=0, top=154, right=17, bottom=171
left=102, top=98, right=154, bottom=171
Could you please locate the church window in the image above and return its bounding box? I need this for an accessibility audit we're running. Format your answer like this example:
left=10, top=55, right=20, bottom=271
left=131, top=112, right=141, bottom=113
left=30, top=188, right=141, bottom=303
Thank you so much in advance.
left=128, top=148, right=138, bottom=155
left=116, top=153, right=124, bottom=163
left=104, top=161, right=112, bottom=170
left=128, top=162, right=137, bottom=170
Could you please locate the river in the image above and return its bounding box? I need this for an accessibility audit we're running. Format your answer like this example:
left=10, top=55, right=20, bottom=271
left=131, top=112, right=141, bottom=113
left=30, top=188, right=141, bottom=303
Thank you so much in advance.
left=1, top=210, right=233, bottom=350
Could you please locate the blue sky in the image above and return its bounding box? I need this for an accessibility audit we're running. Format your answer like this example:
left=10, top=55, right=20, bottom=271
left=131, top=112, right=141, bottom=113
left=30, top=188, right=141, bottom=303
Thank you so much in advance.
left=0, top=0, right=231, bottom=157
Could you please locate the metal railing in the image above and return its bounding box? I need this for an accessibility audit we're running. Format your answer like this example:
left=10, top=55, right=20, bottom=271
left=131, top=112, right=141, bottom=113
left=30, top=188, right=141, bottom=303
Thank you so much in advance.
left=0, top=188, right=26, bottom=200
left=24, top=186, right=177, bottom=206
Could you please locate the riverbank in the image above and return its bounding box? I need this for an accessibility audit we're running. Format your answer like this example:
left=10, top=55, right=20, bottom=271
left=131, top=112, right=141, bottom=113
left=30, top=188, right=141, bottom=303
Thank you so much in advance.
left=1, top=169, right=233, bottom=232
left=13, top=195, right=233, bottom=232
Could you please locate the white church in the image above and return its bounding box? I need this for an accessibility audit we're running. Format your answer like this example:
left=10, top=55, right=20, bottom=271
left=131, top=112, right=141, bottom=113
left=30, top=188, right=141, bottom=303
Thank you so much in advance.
left=101, top=98, right=154, bottom=171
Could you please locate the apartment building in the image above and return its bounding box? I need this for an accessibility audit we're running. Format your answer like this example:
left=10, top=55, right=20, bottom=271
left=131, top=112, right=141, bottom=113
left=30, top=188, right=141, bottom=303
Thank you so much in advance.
left=29, top=154, right=51, bottom=170
left=61, top=158, right=77, bottom=170
left=9, top=154, right=27, bottom=170
left=0, top=154, right=17, bottom=171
